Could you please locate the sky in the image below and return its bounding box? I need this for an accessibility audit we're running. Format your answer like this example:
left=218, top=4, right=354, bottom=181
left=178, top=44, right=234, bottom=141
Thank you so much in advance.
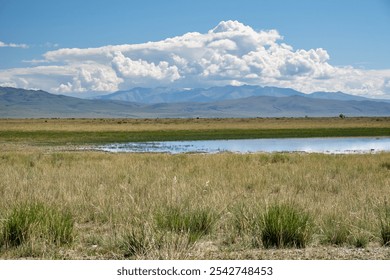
left=0, top=0, right=389, bottom=98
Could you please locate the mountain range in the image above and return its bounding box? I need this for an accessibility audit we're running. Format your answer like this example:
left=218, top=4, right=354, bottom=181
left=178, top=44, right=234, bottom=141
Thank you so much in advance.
left=1, top=86, right=389, bottom=118
left=94, top=85, right=375, bottom=104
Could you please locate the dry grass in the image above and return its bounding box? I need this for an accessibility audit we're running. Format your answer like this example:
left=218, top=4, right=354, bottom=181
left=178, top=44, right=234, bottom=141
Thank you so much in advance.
left=1, top=117, right=389, bottom=132
left=0, top=145, right=389, bottom=259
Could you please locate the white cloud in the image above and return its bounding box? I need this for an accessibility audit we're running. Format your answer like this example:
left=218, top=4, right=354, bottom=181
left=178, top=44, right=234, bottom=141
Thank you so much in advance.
left=55, top=64, right=122, bottom=93
left=111, top=51, right=180, bottom=86
left=0, top=41, right=28, bottom=48
left=1, top=20, right=389, bottom=98
left=207, top=39, right=238, bottom=51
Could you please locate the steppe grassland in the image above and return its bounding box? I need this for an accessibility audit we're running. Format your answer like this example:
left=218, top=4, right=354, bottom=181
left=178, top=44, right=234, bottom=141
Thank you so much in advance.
left=0, top=117, right=389, bottom=259
left=1, top=117, right=389, bottom=146
left=1, top=117, right=389, bottom=132
left=0, top=147, right=389, bottom=259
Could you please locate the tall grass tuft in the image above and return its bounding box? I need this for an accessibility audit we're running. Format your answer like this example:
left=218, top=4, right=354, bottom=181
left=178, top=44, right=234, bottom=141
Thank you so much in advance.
left=1, top=202, right=74, bottom=248
left=230, top=203, right=255, bottom=236
left=379, top=202, right=390, bottom=246
left=120, top=228, right=153, bottom=258
left=155, top=205, right=216, bottom=243
left=229, top=203, right=263, bottom=247
left=261, top=203, right=311, bottom=249
left=380, top=162, right=390, bottom=170
left=351, top=232, right=369, bottom=248
left=322, top=216, right=350, bottom=246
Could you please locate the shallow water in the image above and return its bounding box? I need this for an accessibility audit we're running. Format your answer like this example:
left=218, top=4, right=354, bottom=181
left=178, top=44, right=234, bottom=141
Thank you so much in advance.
left=96, top=137, right=390, bottom=154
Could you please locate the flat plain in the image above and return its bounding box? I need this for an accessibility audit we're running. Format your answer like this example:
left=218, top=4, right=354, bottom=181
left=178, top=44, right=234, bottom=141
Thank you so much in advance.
left=0, top=117, right=389, bottom=259
left=1, top=117, right=390, bottom=145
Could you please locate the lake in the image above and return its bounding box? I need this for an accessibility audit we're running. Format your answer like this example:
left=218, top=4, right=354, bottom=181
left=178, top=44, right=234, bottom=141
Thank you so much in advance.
left=95, top=137, right=390, bottom=154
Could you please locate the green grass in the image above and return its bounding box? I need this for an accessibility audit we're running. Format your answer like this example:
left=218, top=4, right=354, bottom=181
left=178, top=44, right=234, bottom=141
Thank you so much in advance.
left=260, top=203, right=312, bottom=249
left=119, top=228, right=154, bottom=258
left=322, top=215, right=350, bottom=246
left=1, top=202, right=74, bottom=248
left=1, top=127, right=389, bottom=145
left=381, top=162, right=390, bottom=170
left=351, top=233, right=370, bottom=248
left=155, top=205, right=216, bottom=244
left=379, top=202, right=390, bottom=246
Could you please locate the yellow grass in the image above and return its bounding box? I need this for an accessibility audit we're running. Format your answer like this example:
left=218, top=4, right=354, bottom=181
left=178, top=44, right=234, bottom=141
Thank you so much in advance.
left=1, top=117, right=389, bottom=259
left=1, top=117, right=389, bottom=132
left=1, top=146, right=389, bottom=259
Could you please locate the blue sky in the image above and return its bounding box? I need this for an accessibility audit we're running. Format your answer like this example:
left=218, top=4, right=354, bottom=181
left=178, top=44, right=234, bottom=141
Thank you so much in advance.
left=0, top=0, right=389, bottom=97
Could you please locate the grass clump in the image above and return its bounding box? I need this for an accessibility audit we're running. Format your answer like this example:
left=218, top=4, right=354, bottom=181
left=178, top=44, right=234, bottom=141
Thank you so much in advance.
left=119, top=227, right=156, bottom=258
left=1, top=202, right=74, bottom=248
left=351, top=233, right=370, bottom=248
left=322, top=217, right=350, bottom=246
left=270, top=154, right=290, bottom=164
left=321, top=215, right=371, bottom=248
left=228, top=203, right=263, bottom=247
left=379, top=202, right=390, bottom=246
left=230, top=203, right=255, bottom=236
left=380, top=162, right=390, bottom=170
left=155, top=205, right=216, bottom=243
left=261, top=203, right=311, bottom=249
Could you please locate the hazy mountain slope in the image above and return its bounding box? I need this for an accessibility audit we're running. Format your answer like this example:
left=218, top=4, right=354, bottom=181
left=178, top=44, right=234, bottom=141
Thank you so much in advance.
left=142, top=95, right=390, bottom=118
left=0, top=87, right=141, bottom=118
left=307, top=91, right=370, bottom=101
left=94, top=85, right=390, bottom=104
left=1, top=87, right=389, bottom=118
left=95, top=85, right=306, bottom=104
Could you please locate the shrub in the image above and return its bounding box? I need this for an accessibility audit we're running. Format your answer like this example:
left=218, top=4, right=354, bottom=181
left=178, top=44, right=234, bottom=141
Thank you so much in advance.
left=1, top=202, right=74, bottom=248
left=261, top=203, right=311, bottom=249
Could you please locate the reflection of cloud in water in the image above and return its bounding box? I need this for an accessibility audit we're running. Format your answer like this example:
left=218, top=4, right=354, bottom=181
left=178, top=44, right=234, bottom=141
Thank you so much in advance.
left=97, top=137, right=390, bottom=154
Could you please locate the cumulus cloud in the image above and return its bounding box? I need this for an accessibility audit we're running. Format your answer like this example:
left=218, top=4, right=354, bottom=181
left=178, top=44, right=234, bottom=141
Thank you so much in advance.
left=0, top=41, right=29, bottom=48
left=111, top=51, right=180, bottom=87
left=1, top=20, right=389, bottom=98
left=56, top=64, right=122, bottom=93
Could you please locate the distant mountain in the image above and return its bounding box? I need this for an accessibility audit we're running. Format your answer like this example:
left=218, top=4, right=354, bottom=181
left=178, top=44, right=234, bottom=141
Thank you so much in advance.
left=307, top=91, right=372, bottom=101
left=0, top=87, right=141, bottom=118
left=140, top=95, right=390, bottom=118
left=95, top=85, right=306, bottom=104
left=95, top=85, right=388, bottom=104
left=1, top=86, right=390, bottom=118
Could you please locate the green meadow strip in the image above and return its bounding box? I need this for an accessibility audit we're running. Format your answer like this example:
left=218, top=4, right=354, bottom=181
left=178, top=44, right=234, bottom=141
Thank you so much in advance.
left=1, top=127, right=389, bottom=145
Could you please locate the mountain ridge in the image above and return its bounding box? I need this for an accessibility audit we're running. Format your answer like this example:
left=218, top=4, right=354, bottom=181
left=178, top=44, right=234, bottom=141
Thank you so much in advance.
left=94, top=85, right=388, bottom=104
left=1, top=86, right=389, bottom=118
